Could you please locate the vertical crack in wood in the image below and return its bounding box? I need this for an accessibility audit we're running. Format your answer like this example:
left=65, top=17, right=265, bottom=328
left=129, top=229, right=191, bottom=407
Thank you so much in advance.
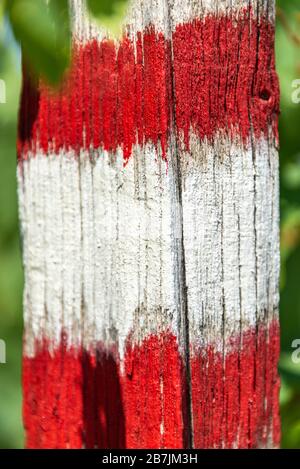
left=166, top=0, right=194, bottom=448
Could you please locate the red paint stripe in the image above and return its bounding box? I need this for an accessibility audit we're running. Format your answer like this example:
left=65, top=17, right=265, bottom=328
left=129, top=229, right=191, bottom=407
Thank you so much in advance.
left=172, top=10, right=279, bottom=148
left=18, top=9, right=279, bottom=161
left=23, top=333, right=187, bottom=449
left=23, top=321, right=280, bottom=448
left=22, top=335, right=84, bottom=449
left=190, top=320, right=281, bottom=448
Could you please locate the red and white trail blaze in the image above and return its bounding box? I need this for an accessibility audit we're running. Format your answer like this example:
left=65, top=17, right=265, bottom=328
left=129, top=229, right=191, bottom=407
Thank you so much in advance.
left=18, top=0, right=281, bottom=448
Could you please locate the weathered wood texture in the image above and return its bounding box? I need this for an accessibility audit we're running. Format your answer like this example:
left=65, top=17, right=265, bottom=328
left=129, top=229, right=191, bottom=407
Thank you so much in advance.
left=18, top=0, right=280, bottom=448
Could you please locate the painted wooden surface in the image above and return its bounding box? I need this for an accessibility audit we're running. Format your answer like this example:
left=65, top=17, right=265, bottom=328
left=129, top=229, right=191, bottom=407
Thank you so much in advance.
left=18, top=0, right=280, bottom=448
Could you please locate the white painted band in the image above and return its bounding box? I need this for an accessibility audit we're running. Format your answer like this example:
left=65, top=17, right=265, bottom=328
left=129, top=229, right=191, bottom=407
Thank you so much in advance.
left=69, top=0, right=275, bottom=42
left=18, top=135, right=279, bottom=359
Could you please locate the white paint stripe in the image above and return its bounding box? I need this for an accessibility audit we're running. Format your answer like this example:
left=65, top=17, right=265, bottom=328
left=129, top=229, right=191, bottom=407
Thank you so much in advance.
left=169, top=0, right=275, bottom=30
left=18, top=136, right=279, bottom=358
left=18, top=158, right=45, bottom=342
left=19, top=144, right=180, bottom=358
left=44, top=156, right=64, bottom=347
left=61, top=153, right=83, bottom=348
left=127, top=0, right=171, bottom=37
left=69, top=0, right=275, bottom=43
left=181, top=134, right=279, bottom=352
left=70, top=0, right=105, bottom=43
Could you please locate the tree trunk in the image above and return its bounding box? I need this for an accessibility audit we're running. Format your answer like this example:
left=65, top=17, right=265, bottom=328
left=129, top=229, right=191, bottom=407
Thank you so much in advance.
left=17, top=0, right=280, bottom=448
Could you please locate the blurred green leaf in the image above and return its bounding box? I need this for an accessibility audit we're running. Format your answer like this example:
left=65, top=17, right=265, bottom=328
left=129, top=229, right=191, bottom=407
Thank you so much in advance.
left=87, top=0, right=128, bottom=36
left=6, top=0, right=70, bottom=85
left=0, top=30, right=23, bottom=448
left=280, top=379, right=294, bottom=406
left=280, top=352, right=300, bottom=390
left=277, top=1, right=300, bottom=385
left=283, top=159, right=300, bottom=190
left=280, top=244, right=300, bottom=353
left=87, top=0, right=127, bottom=17
left=0, top=1, right=6, bottom=22
left=281, top=206, right=300, bottom=267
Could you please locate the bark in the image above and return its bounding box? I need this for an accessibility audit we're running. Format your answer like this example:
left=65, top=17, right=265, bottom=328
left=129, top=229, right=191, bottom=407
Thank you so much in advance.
left=17, top=0, right=280, bottom=448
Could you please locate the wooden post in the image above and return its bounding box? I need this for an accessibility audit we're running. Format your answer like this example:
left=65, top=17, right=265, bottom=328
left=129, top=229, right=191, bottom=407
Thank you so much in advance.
left=17, top=0, right=280, bottom=448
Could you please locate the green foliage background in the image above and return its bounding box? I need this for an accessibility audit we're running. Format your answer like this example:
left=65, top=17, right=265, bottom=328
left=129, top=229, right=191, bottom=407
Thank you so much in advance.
left=0, top=0, right=300, bottom=449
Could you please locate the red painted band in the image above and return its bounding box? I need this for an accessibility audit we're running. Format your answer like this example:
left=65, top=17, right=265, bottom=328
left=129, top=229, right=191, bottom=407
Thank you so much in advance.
left=23, top=333, right=187, bottom=449
left=23, top=321, right=280, bottom=448
left=191, top=320, right=281, bottom=448
left=18, top=8, right=279, bottom=161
